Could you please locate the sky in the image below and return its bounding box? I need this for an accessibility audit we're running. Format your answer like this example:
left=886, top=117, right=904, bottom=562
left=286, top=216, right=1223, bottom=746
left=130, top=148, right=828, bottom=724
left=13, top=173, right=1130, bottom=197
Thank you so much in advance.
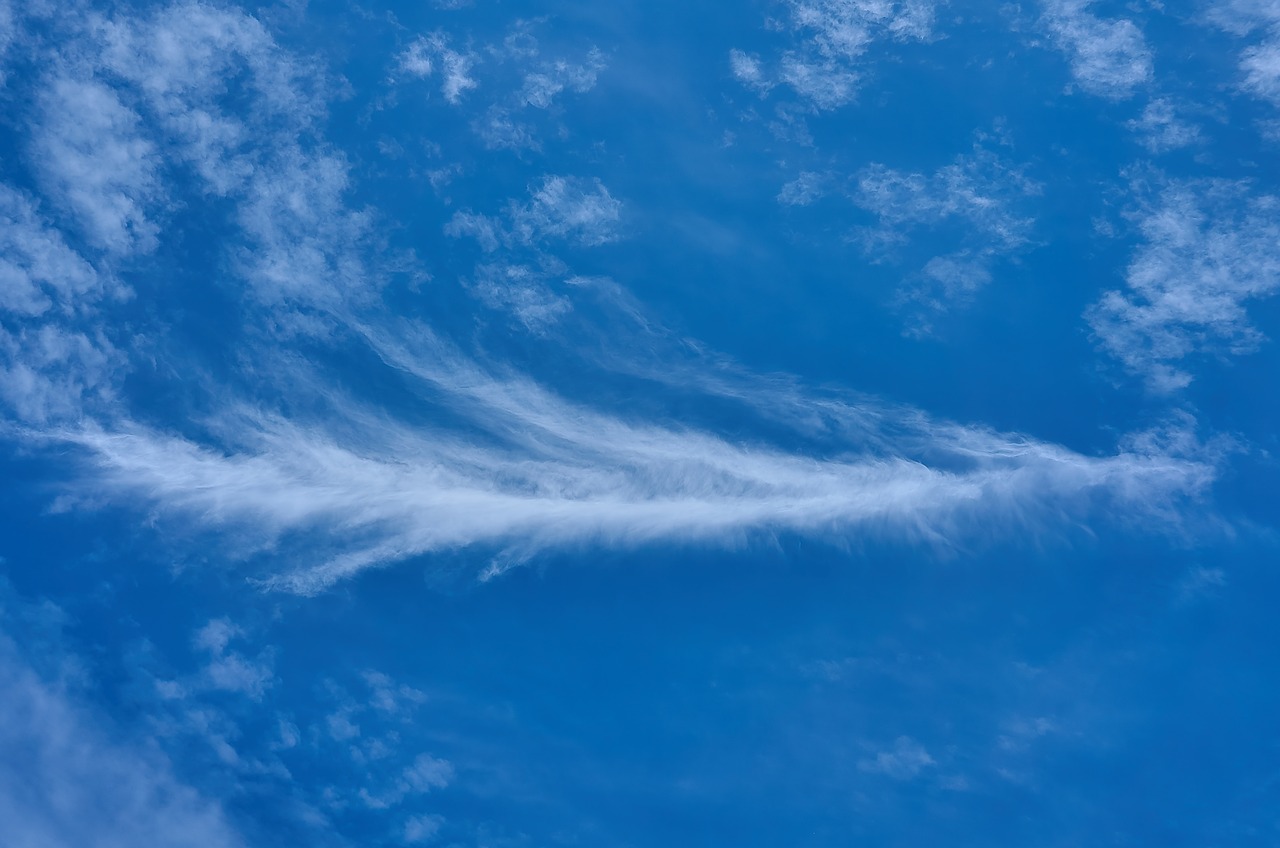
left=0, top=0, right=1279, bottom=845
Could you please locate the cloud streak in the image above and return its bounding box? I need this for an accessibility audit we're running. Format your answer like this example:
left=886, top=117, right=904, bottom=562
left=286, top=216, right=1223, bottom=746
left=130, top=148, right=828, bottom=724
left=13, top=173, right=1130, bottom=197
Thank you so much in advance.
left=48, top=328, right=1215, bottom=594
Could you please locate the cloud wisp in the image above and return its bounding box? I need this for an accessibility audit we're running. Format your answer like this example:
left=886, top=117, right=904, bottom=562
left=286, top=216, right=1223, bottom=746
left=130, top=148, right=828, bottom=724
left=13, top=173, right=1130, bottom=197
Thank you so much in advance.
left=49, top=325, right=1216, bottom=595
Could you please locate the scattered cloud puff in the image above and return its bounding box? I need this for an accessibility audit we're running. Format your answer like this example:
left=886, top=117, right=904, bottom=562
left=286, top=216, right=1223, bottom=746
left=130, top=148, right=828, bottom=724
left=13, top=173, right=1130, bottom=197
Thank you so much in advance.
left=858, top=736, right=935, bottom=780
left=469, top=263, right=572, bottom=332
left=403, top=813, right=446, bottom=844
left=1126, top=99, right=1202, bottom=153
left=731, top=0, right=936, bottom=109
left=398, top=33, right=478, bottom=104
left=445, top=176, right=621, bottom=327
left=519, top=48, right=605, bottom=108
left=850, top=141, right=1040, bottom=334
left=509, top=175, right=622, bottom=246
left=1241, top=41, right=1280, bottom=104
left=777, top=171, right=827, bottom=206
left=359, top=753, right=454, bottom=808
left=193, top=619, right=275, bottom=701
left=1208, top=0, right=1280, bottom=105
left=1087, top=178, right=1280, bottom=392
left=1041, top=0, right=1153, bottom=99
left=474, top=38, right=606, bottom=151
left=395, top=25, right=606, bottom=151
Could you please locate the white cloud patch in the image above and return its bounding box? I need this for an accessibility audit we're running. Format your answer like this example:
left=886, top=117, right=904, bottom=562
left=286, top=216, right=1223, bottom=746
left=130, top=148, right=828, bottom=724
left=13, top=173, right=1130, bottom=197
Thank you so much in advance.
left=858, top=736, right=935, bottom=780
left=0, top=186, right=117, bottom=317
left=1242, top=40, right=1280, bottom=104
left=397, top=34, right=477, bottom=103
left=444, top=177, right=620, bottom=327
left=851, top=143, right=1040, bottom=333
left=32, top=75, right=162, bottom=254
left=193, top=619, right=275, bottom=701
left=1207, top=0, right=1280, bottom=105
left=46, top=337, right=1216, bottom=595
left=403, top=813, right=446, bottom=844
left=97, top=2, right=320, bottom=197
left=0, top=324, right=121, bottom=424
left=469, top=263, right=571, bottom=332
left=1087, top=179, right=1280, bottom=392
left=519, top=48, right=605, bottom=108
left=394, top=26, right=605, bottom=153
left=0, top=624, right=246, bottom=848
left=729, top=49, right=771, bottom=94
left=1041, top=0, right=1152, bottom=99
left=778, top=171, right=827, bottom=206
left=1126, top=99, right=1202, bottom=152
left=447, top=175, right=622, bottom=250
left=512, top=176, right=622, bottom=246
left=731, top=0, right=936, bottom=109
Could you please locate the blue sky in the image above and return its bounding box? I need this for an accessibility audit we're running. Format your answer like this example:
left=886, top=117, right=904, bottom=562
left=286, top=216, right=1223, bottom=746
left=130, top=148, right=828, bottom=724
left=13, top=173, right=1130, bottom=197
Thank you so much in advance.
left=1, top=0, right=1279, bottom=845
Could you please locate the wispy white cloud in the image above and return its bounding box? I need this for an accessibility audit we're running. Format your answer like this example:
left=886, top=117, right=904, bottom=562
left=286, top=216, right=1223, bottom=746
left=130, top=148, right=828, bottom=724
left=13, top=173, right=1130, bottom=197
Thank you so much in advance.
left=397, top=33, right=477, bottom=104
left=854, top=154, right=1036, bottom=253
left=1087, top=178, right=1280, bottom=391
left=851, top=141, right=1040, bottom=334
left=1241, top=41, right=1280, bottom=103
left=1126, top=99, right=1202, bottom=153
left=1207, top=0, right=1280, bottom=105
left=1041, top=0, right=1152, bottom=99
left=395, top=25, right=604, bottom=153
left=729, top=49, right=771, bottom=95
left=447, top=176, right=622, bottom=251
left=519, top=48, right=605, bottom=108
left=777, top=171, right=827, bottom=206
left=468, top=263, right=571, bottom=332
left=858, top=736, right=935, bottom=780
left=732, top=0, right=937, bottom=109
left=44, top=331, right=1215, bottom=595
left=444, top=176, right=621, bottom=327
left=97, top=2, right=324, bottom=196
left=403, top=814, right=445, bottom=844
left=193, top=619, right=275, bottom=701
